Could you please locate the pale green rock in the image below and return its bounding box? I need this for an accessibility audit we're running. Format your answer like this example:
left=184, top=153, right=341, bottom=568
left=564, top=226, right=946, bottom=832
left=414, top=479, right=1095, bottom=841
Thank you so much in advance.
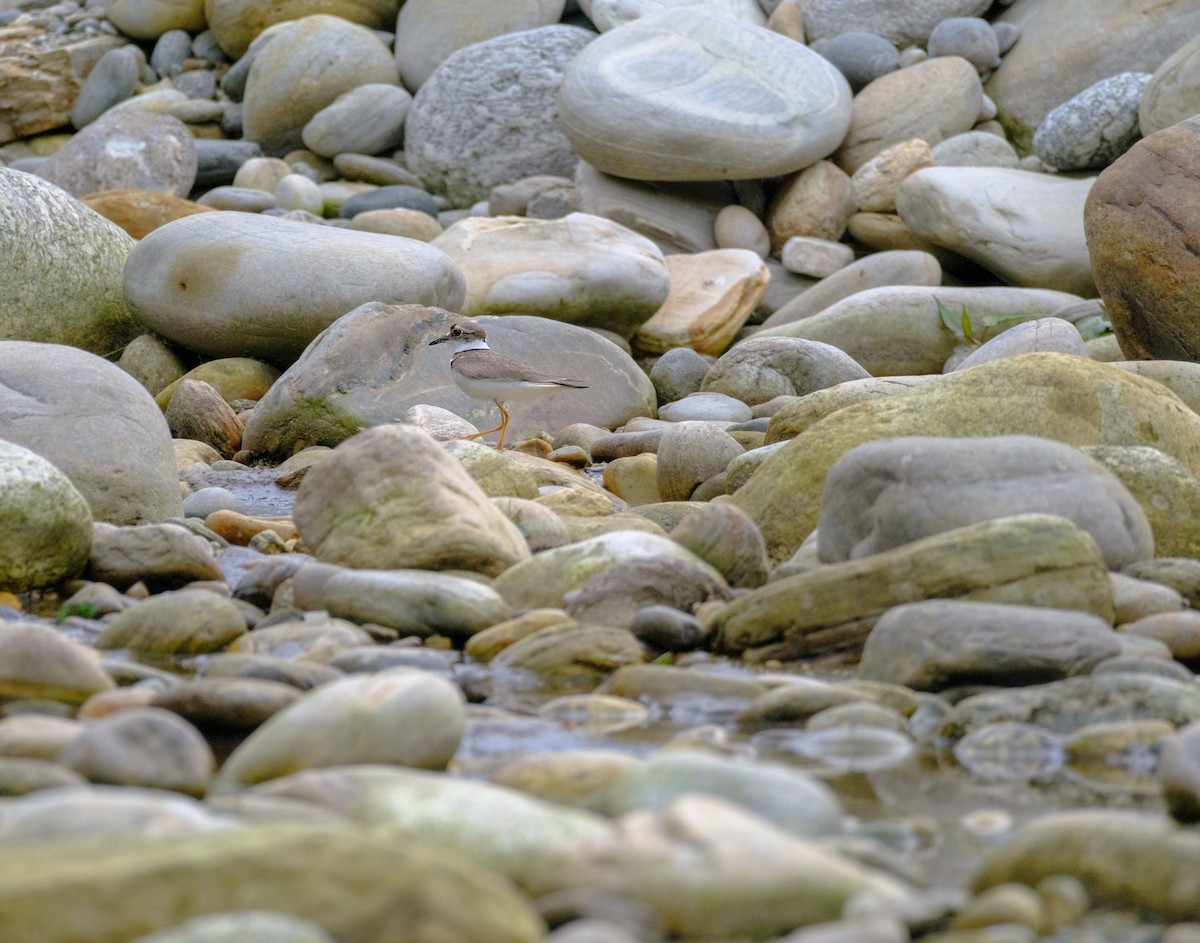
left=492, top=531, right=725, bottom=610
left=0, top=168, right=138, bottom=355
left=753, top=285, right=1083, bottom=376
left=0, top=441, right=92, bottom=593
left=974, top=809, right=1200, bottom=918
left=1083, top=445, right=1200, bottom=560
left=292, top=424, right=530, bottom=577
left=942, top=673, right=1200, bottom=738
left=96, top=589, right=246, bottom=655
left=291, top=563, right=511, bottom=642
left=212, top=670, right=466, bottom=791
left=732, top=353, right=1200, bottom=563
left=0, top=821, right=544, bottom=943
left=712, top=514, right=1115, bottom=663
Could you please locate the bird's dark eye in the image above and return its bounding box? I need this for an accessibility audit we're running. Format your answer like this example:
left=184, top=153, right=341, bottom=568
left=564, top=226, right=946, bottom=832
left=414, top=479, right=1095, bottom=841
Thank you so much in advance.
left=452, top=328, right=461, bottom=336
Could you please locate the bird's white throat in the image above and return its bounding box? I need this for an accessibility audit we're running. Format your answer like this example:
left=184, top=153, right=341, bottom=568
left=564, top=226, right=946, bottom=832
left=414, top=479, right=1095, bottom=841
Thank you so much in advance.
left=450, top=338, right=490, bottom=354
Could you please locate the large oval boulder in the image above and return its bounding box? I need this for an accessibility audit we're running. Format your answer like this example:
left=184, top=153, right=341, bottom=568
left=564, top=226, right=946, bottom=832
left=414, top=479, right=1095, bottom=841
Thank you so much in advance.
left=0, top=168, right=139, bottom=356
left=242, top=15, right=400, bottom=155
left=817, top=435, right=1154, bottom=568
left=241, top=305, right=656, bottom=459
left=557, top=8, right=852, bottom=181
left=1085, top=116, right=1200, bottom=362
left=122, top=211, right=465, bottom=365
left=0, top=342, right=183, bottom=523
left=732, top=352, right=1200, bottom=563
left=405, top=25, right=592, bottom=207
left=432, top=214, right=669, bottom=335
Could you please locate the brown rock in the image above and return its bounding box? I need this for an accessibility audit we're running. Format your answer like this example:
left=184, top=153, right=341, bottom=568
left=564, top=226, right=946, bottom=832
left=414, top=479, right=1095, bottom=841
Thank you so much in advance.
left=164, top=379, right=244, bottom=458
left=82, top=189, right=214, bottom=239
left=767, top=159, right=854, bottom=250
left=0, top=34, right=124, bottom=145
left=204, top=509, right=299, bottom=545
left=1085, top=116, right=1200, bottom=361
left=632, top=250, right=769, bottom=356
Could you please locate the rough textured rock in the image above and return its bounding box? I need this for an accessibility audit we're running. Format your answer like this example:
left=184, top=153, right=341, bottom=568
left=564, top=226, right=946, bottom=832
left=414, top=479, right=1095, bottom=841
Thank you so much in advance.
left=712, top=514, right=1114, bottom=663
left=732, top=353, right=1200, bottom=563
left=0, top=342, right=183, bottom=523
left=1085, top=116, right=1200, bottom=362
left=241, top=305, right=655, bottom=459
left=0, top=34, right=125, bottom=145
left=122, top=211, right=465, bottom=365
left=1034, top=72, right=1151, bottom=172
left=293, top=424, right=530, bottom=576
left=986, top=0, right=1200, bottom=152
left=241, top=15, right=399, bottom=155
left=0, top=441, right=92, bottom=593
left=836, top=56, right=983, bottom=174
left=558, top=8, right=851, bottom=181
left=1084, top=445, right=1200, bottom=561
left=432, top=214, right=669, bottom=335
left=896, top=167, right=1096, bottom=296
left=405, top=25, right=591, bottom=207
left=818, top=435, right=1154, bottom=568
left=0, top=169, right=139, bottom=356
left=36, top=111, right=197, bottom=198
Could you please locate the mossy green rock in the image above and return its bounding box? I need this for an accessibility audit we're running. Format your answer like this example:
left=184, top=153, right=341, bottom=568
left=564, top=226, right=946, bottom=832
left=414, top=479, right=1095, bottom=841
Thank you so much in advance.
left=712, top=514, right=1114, bottom=663
left=0, top=441, right=92, bottom=593
left=1083, top=445, right=1200, bottom=559
left=732, top=353, right=1200, bottom=563
left=973, top=809, right=1200, bottom=919
left=0, top=168, right=138, bottom=356
left=0, top=821, right=544, bottom=943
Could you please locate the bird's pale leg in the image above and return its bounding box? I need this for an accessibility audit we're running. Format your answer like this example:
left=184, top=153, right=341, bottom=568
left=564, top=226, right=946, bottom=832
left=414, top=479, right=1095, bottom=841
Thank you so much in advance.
left=459, top=400, right=509, bottom=448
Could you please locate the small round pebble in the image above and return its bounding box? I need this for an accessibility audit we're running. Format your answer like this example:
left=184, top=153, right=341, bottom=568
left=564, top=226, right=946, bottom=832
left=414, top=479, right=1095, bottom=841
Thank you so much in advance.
left=926, top=17, right=1000, bottom=73
left=182, top=486, right=247, bottom=519
left=714, top=204, right=770, bottom=257
left=649, top=347, right=712, bottom=405
left=814, top=31, right=899, bottom=92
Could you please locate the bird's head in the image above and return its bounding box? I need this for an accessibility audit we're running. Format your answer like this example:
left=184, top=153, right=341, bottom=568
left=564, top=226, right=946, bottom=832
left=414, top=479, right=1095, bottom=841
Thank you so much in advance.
left=430, top=319, right=489, bottom=351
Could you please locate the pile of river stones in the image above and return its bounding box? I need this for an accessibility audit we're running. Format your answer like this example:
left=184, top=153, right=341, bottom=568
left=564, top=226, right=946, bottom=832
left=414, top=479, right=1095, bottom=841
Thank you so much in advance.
left=9, top=0, right=1200, bottom=941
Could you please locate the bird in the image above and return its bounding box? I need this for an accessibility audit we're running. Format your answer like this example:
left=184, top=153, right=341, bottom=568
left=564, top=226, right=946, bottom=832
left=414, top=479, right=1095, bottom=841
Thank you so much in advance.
left=428, top=319, right=588, bottom=449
